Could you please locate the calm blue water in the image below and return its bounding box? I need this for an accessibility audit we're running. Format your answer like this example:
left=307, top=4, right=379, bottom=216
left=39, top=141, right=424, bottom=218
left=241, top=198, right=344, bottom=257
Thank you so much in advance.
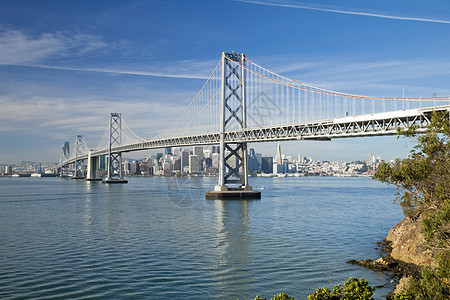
left=0, top=176, right=403, bottom=299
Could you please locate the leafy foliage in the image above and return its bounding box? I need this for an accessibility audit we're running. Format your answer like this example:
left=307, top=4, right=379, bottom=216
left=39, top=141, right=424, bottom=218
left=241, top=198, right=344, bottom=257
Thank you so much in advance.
left=307, top=277, right=374, bottom=300
left=249, top=293, right=293, bottom=300
left=373, top=111, right=450, bottom=298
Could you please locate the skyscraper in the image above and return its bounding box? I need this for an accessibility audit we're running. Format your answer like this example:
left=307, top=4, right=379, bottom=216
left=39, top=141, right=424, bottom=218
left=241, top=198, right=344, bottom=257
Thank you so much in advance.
left=261, top=156, right=273, bottom=174
left=275, top=142, right=282, bottom=165
left=181, top=150, right=190, bottom=171
left=189, top=154, right=200, bottom=173
left=193, top=146, right=204, bottom=161
left=62, top=141, right=70, bottom=157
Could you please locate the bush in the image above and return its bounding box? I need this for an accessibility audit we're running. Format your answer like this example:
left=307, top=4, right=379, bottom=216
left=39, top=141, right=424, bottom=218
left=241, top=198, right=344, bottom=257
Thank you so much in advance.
left=307, top=277, right=374, bottom=300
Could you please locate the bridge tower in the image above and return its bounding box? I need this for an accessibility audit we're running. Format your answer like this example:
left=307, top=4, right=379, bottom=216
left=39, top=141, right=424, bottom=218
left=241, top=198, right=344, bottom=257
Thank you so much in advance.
left=103, top=112, right=128, bottom=183
left=206, top=52, right=260, bottom=199
left=73, top=135, right=86, bottom=179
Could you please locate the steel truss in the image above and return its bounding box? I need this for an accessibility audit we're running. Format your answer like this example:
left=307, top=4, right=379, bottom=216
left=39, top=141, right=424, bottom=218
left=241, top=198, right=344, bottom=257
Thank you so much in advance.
left=215, top=52, right=250, bottom=190
left=59, top=106, right=450, bottom=169
left=75, top=135, right=85, bottom=177
left=106, top=113, right=124, bottom=180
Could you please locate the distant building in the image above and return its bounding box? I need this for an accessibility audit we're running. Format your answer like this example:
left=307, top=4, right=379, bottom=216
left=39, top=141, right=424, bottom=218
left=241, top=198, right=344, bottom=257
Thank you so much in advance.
left=248, top=148, right=259, bottom=174
left=165, top=147, right=172, bottom=156
left=139, top=161, right=149, bottom=174
left=212, top=153, right=219, bottom=169
left=62, top=141, right=70, bottom=157
left=193, top=146, right=204, bottom=161
left=123, top=160, right=130, bottom=175
left=366, top=153, right=375, bottom=169
left=172, top=147, right=181, bottom=157
left=181, top=150, right=190, bottom=171
left=130, top=161, right=140, bottom=175
left=172, top=158, right=181, bottom=171
left=99, top=155, right=107, bottom=170
left=189, top=154, right=200, bottom=173
left=275, top=142, right=282, bottom=165
left=273, top=162, right=282, bottom=174
left=261, top=156, right=273, bottom=174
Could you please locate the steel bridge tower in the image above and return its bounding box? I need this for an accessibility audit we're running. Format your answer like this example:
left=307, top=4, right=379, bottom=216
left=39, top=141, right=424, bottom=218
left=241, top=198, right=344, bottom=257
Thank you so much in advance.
left=206, top=52, right=260, bottom=199
left=103, top=112, right=128, bottom=183
left=73, top=135, right=86, bottom=179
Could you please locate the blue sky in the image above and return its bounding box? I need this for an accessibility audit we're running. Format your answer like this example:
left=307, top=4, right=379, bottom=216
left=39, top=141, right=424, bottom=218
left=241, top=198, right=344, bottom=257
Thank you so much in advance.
left=1, top=0, right=450, bottom=163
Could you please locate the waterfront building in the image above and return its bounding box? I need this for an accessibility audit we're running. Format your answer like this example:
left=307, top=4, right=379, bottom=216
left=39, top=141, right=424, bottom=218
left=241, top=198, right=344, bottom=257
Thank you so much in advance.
left=256, top=153, right=262, bottom=168
left=139, top=161, right=149, bottom=174
left=163, top=162, right=171, bottom=171
left=130, top=161, right=140, bottom=175
left=123, top=160, right=130, bottom=175
left=366, top=153, right=375, bottom=169
left=261, top=156, right=273, bottom=174
left=181, top=150, right=190, bottom=170
left=193, top=146, right=204, bottom=161
left=172, top=159, right=181, bottom=171
left=273, top=162, right=283, bottom=174
left=248, top=148, right=259, bottom=174
left=189, top=154, right=200, bottom=174
left=99, top=155, right=106, bottom=170
left=275, top=142, right=282, bottom=165
left=62, top=141, right=70, bottom=157
left=172, top=147, right=181, bottom=157
left=212, top=153, right=219, bottom=169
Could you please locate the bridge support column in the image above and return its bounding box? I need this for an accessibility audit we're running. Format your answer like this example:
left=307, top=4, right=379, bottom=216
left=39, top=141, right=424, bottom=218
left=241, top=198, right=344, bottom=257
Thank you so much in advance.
left=206, top=52, right=260, bottom=199
left=103, top=112, right=128, bottom=184
left=86, top=151, right=101, bottom=181
left=73, top=135, right=86, bottom=179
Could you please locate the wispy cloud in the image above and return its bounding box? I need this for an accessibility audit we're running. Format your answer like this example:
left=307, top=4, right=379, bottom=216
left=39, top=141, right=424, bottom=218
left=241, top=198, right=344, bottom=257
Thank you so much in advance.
left=0, top=27, right=216, bottom=79
left=18, top=63, right=210, bottom=80
left=236, top=0, right=450, bottom=24
left=0, top=28, right=108, bottom=65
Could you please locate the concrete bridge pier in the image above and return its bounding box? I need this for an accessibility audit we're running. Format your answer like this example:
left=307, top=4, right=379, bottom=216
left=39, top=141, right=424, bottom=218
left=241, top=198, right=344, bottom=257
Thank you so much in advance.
left=85, top=151, right=102, bottom=181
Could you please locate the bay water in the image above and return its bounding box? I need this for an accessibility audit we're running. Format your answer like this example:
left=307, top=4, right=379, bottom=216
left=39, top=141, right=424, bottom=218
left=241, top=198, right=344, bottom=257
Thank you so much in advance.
left=0, top=176, right=403, bottom=299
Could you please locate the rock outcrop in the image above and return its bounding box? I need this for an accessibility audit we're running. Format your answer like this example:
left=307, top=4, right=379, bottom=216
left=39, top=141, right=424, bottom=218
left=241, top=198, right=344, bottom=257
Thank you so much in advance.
left=348, top=214, right=439, bottom=297
left=384, top=215, right=437, bottom=267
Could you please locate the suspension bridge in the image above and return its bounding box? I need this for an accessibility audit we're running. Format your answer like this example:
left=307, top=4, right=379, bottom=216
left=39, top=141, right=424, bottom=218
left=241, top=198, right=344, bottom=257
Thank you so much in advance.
left=58, top=52, right=450, bottom=198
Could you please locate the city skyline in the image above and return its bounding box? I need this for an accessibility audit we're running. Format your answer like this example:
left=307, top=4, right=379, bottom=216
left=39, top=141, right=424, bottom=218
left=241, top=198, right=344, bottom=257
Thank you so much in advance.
left=1, top=1, right=450, bottom=163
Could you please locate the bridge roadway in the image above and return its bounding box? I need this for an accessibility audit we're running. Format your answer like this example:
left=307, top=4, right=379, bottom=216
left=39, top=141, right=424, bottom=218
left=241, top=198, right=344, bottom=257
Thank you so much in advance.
left=59, top=104, right=450, bottom=168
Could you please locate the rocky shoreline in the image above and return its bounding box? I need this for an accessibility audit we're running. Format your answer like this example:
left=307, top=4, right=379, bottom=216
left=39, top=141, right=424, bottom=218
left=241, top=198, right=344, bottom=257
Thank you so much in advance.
left=347, top=215, right=437, bottom=297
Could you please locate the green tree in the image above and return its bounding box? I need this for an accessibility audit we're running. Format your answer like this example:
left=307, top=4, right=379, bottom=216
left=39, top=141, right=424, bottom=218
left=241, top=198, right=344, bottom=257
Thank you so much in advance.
left=373, top=111, right=450, bottom=298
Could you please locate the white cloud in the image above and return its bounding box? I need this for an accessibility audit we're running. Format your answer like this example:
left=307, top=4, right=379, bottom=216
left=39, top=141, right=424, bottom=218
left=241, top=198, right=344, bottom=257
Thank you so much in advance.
left=0, top=28, right=108, bottom=65
left=236, top=0, right=450, bottom=24
left=0, top=30, right=65, bottom=64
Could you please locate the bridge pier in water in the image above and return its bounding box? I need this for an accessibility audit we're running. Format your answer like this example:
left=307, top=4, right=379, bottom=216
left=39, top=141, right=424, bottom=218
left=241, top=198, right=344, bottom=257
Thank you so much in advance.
left=206, top=52, right=260, bottom=199
left=85, top=151, right=102, bottom=181
left=102, top=113, right=128, bottom=184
